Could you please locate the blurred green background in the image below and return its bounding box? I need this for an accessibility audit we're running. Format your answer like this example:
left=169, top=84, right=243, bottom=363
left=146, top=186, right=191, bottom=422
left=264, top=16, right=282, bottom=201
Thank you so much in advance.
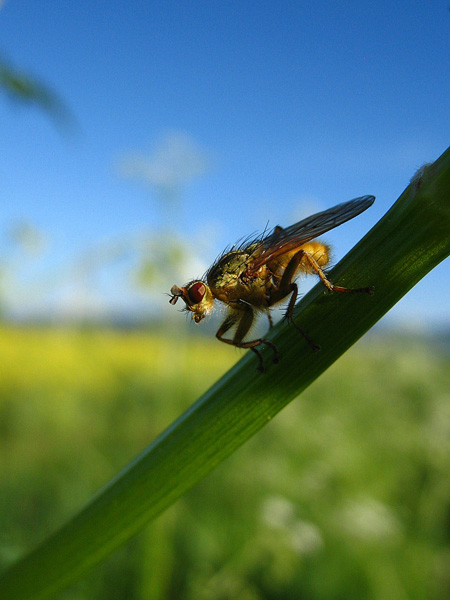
left=1, top=327, right=449, bottom=600
left=2, top=3, right=450, bottom=599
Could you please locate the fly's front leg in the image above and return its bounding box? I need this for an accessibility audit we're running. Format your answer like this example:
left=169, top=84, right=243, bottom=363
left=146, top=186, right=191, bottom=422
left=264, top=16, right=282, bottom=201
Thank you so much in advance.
left=216, top=307, right=279, bottom=372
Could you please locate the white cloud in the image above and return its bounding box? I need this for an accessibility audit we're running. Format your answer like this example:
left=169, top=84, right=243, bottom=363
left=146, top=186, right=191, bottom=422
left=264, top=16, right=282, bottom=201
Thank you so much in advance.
left=117, top=131, right=209, bottom=203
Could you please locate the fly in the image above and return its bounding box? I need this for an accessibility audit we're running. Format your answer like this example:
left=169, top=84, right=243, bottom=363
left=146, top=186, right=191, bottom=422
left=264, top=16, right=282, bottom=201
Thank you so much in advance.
left=169, top=195, right=375, bottom=372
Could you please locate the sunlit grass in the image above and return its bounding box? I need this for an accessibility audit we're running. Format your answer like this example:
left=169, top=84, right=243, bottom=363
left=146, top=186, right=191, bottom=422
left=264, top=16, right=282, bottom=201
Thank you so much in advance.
left=0, top=325, right=236, bottom=393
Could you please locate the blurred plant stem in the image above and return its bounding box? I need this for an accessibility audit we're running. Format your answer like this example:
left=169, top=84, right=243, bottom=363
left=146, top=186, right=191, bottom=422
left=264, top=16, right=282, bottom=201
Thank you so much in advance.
left=0, top=56, right=75, bottom=129
left=2, top=146, right=450, bottom=600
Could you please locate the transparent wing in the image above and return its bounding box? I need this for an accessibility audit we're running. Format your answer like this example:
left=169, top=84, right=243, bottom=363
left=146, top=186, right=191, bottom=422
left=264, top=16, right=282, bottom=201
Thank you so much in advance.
left=248, top=195, right=375, bottom=272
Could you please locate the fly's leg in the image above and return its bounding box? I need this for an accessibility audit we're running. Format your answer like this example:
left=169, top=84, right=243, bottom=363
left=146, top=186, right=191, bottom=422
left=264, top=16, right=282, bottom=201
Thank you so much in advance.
left=216, top=307, right=279, bottom=372
left=269, top=248, right=373, bottom=349
left=298, top=250, right=374, bottom=295
left=250, top=347, right=265, bottom=373
left=284, top=282, right=321, bottom=351
left=270, top=247, right=373, bottom=305
left=268, top=250, right=320, bottom=351
left=267, top=312, right=274, bottom=329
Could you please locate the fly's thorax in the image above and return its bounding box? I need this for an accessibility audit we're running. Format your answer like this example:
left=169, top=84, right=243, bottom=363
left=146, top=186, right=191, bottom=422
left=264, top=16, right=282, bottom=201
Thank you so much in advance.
left=206, top=250, right=252, bottom=291
left=210, top=261, right=271, bottom=308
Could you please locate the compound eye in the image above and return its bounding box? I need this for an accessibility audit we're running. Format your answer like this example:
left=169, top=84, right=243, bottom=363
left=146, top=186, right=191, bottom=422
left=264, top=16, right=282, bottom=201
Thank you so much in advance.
left=188, top=282, right=206, bottom=304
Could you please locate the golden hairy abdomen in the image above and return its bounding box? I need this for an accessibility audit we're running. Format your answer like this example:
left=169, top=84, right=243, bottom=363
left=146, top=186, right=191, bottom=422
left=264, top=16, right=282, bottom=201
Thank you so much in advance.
left=271, top=241, right=331, bottom=275
left=297, top=241, right=331, bottom=272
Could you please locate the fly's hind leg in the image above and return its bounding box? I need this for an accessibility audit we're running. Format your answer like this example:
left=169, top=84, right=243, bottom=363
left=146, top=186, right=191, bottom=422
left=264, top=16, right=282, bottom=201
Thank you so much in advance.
left=299, top=250, right=374, bottom=295
left=269, top=248, right=373, bottom=351
left=216, top=306, right=279, bottom=372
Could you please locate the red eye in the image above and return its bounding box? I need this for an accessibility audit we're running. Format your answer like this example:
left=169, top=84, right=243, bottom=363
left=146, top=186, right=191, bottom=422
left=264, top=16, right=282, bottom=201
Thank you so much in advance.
left=188, top=282, right=206, bottom=304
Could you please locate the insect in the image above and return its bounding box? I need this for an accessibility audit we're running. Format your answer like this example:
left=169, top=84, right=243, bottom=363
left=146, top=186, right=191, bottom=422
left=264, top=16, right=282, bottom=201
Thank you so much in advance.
left=170, top=195, right=374, bottom=372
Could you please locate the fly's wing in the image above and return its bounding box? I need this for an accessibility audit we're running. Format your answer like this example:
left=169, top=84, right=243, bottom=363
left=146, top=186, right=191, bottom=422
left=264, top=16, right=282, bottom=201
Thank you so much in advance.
left=247, top=195, right=375, bottom=273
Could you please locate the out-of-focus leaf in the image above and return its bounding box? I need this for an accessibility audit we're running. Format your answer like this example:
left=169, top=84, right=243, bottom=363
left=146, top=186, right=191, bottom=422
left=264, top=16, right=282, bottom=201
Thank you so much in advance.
left=0, top=58, right=76, bottom=129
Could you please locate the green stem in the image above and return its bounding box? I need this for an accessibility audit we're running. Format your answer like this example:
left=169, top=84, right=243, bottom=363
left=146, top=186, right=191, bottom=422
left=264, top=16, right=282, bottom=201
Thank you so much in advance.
left=2, top=148, right=450, bottom=600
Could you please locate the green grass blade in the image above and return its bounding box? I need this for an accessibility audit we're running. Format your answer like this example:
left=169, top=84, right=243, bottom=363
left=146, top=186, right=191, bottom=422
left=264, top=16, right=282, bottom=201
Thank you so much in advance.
left=2, top=148, right=450, bottom=600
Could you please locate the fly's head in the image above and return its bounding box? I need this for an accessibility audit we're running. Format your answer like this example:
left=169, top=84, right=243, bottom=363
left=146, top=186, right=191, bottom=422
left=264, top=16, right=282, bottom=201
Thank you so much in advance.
left=169, top=280, right=214, bottom=323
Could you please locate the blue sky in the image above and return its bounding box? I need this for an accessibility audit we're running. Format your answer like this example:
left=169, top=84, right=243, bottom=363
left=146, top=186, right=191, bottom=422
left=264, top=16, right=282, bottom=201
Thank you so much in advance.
left=1, top=1, right=450, bottom=326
